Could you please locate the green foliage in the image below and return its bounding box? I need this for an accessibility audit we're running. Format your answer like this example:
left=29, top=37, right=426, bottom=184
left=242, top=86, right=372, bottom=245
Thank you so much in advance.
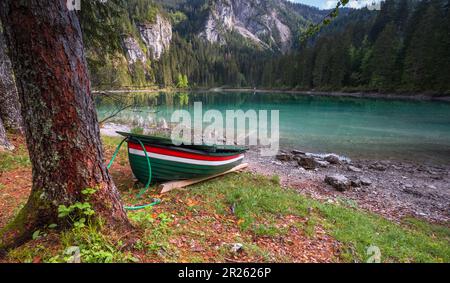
left=83, top=0, right=449, bottom=92
left=266, top=0, right=450, bottom=92
left=128, top=0, right=159, bottom=23
left=176, top=74, right=189, bottom=88
left=128, top=208, right=175, bottom=258
left=300, top=0, right=350, bottom=42
left=0, top=144, right=30, bottom=173
left=48, top=220, right=137, bottom=263
left=144, top=213, right=173, bottom=254
left=128, top=206, right=154, bottom=227
left=168, top=11, right=187, bottom=25
left=57, top=188, right=97, bottom=229
left=80, top=0, right=126, bottom=58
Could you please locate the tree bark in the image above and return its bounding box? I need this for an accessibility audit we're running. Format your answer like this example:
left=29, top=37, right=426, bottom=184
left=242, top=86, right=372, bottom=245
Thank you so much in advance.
left=0, top=115, right=14, bottom=151
left=0, top=23, right=23, bottom=133
left=0, top=0, right=130, bottom=251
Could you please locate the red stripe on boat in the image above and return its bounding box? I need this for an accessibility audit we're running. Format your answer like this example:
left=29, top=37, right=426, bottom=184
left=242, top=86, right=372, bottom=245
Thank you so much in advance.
left=128, top=142, right=243, bottom=161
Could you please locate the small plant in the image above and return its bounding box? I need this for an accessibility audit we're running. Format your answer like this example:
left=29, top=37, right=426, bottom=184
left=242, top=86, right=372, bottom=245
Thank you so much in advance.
left=48, top=218, right=137, bottom=263
left=128, top=206, right=154, bottom=228
left=145, top=213, right=174, bottom=255
left=32, top=230, right=44, bottom=240
left=58, top=187, right=96, bottom=229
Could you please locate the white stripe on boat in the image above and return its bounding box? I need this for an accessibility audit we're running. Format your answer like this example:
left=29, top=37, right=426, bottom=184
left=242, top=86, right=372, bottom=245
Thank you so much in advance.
left=129, top=148, right=244, bottom=166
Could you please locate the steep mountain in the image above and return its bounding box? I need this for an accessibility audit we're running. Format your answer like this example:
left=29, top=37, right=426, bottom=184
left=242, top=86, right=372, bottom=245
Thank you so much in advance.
left=196, top=0, right=316, bottom=52
left=158, top=0, right=328, bottom=52
left=83, top=0, right=449, bottom=93
left=85, top=0, right=329, bottom=88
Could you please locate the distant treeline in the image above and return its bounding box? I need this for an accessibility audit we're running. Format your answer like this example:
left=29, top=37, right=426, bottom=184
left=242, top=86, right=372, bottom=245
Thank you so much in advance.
left=85, top=0, right=450, bottom=93
left=261, top=0, right=450, bottom=93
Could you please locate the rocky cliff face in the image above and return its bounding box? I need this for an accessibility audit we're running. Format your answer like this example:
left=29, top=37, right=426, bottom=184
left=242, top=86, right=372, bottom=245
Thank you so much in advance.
left=122, top=36, right=147, bottom=64
left=138, top=14, right=172, bottom=60
left=199, top=0, right=293, bottom=52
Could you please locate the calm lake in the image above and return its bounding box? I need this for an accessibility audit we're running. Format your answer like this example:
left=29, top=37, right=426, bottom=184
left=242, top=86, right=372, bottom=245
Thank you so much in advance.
left=96, top=92, right=450, bottom=165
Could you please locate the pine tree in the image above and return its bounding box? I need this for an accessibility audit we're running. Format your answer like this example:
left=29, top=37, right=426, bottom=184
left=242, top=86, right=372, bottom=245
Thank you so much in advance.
left=403, top=2, right=445, bottom=90
left=370, top=23, right=400, bottom=91
left=0, top=0, right=130, bottom=251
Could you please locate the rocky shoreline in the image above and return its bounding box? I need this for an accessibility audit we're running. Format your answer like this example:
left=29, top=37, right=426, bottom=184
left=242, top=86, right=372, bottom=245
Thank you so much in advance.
left=245, top=148, right=450, bottom=224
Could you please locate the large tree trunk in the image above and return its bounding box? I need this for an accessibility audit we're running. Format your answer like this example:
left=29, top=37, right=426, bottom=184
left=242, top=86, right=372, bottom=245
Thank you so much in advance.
left=0, top=23, right=23, bottom=133
left=0, top=0, right=130, bottom=251
left=0, top=115, right=14, bottom=151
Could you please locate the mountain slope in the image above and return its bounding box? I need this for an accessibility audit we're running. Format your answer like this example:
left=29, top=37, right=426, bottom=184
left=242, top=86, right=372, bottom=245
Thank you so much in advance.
left=83, top=0, right=449, bottom=93
left=156, top=0, right=329, bottom=52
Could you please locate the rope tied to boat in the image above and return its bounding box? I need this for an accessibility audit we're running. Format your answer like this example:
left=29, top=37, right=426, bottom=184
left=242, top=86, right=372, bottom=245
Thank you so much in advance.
left=107, top=137, right=160, bottom=211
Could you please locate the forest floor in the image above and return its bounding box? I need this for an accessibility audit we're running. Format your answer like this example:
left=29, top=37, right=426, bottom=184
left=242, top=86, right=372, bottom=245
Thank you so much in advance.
left=0, top=135, right=449, bottom=263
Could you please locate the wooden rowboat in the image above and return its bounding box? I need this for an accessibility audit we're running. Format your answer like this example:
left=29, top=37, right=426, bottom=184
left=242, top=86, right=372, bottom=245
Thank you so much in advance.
left=117, top=132, right=248, bottom=183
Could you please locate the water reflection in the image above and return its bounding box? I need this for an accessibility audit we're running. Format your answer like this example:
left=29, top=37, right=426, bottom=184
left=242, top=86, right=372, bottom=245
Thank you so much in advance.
left=95, top=91, right=450, bottom=164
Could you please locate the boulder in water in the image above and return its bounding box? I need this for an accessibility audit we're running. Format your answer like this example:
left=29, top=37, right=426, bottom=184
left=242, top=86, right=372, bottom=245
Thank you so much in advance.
left=297, top=155, right=320, bottom=170
left=324, top=154, right=343, bottom=165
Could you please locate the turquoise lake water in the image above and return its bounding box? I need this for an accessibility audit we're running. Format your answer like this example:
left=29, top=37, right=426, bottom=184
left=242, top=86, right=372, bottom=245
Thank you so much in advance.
left=96, top=92, right=450, bottom=164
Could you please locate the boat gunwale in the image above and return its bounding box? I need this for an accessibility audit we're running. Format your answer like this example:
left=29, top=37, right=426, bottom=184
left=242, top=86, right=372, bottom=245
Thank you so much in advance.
left=118, top=131, right=248, bottom=156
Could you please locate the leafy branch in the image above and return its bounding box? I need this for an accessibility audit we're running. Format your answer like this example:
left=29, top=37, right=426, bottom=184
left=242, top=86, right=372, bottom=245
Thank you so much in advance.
left=300, top=0, right=350, bottom=42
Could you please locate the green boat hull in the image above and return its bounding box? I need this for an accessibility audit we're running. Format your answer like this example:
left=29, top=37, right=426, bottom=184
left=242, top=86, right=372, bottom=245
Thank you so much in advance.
left=118, top=131, right=247, bottom=183
left=128, top=151, right=244, bottom=183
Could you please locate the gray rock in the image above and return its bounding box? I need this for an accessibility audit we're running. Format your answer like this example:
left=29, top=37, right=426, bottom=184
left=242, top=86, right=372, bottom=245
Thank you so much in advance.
left=316, top=160, right=330, bottom=168
left=276, top=153, right=292, bottom=162
left=138, top=14, right=172, bottom=60
left=391, top=164, right=402, bottom=170
left=369, top=162, right=387, bottom=171
left=348, top=165, right=362, bottom=173
left=297, top=156, right=320, bottom=170
left=426, top=185, right=437, bottom=190
left=350, top=178, right=361, bottom=187
left=359, top=177, right=372, bottom=186
left=230, top=243, right=243, bottom=253
left=324, top=154, right=342, bottom=165
left=403, top=187, right=423, bottom=197
left=122, top=37, right=147, bottom=65
left=292, top=149, right=306, bottom=155
left=199, top=0, right=293, bottom=52
left=325, top=174, right=352, bottom=191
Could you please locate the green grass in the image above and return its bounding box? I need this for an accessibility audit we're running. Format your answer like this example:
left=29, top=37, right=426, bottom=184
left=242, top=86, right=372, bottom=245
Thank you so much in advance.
left=5, top=136, right=449, bottom=263
left=7, top=244, right=55, bottom=263
left=0, top=144, right=30, bottom=173
left=128, top=208, right=178, bottom=261
left=183, top=172, right=450, bottom=263
left=190, top=173, right=310, bottom=233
